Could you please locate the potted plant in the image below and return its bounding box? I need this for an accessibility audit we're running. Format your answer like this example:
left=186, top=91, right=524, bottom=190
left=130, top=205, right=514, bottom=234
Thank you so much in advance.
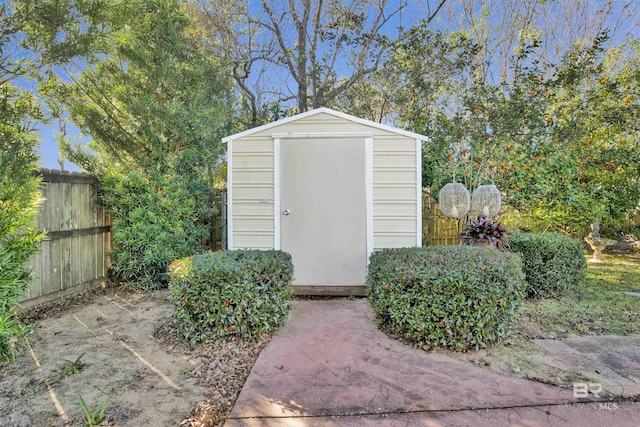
left=460, top=218, right=509, bottom=249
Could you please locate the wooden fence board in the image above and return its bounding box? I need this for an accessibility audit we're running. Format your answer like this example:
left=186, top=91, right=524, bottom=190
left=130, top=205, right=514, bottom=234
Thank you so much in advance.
left=72, top=179, right=80, bottom=229
left=61, top=182, right=73, bottom=231
left=26, top=243, right=41, bottom=300
left=71, top=235, right=80, bottom=286
left=61, top=236, right=72, bottom=290
left=41, top=239, right=61, bottom=295
left=103, top=227, right=111, bottom=275
left=96, top=231, right=104, bottom=278
left=38, top=182, right=50, bottom=232
left=49, top=181, right=61, bottom=230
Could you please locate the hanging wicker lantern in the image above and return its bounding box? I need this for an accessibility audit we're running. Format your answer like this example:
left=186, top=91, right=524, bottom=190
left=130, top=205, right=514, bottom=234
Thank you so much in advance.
left=438, top=183, right=470, bottom=218
left=470, top=184, right=502, bottom=218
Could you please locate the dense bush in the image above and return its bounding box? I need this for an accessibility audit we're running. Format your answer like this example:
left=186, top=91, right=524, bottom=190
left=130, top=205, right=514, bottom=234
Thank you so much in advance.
left=101, top=167, right=214, bottom=290
left=367, top=246, right=526, bottom=351
left=169, top=250, right=294, bottom=346
left=509, top=232, right=587, bottom=299
left=0, top=86, right=44, bottom=361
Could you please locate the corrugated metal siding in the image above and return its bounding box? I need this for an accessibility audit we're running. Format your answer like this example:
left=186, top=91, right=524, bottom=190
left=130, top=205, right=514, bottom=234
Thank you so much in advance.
left=230, top=137, right=275, bottom=249
left=372, top=136, right=419, bottom=249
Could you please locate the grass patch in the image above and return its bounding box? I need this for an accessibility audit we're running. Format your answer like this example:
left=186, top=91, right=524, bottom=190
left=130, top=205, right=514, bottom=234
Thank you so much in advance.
left=518, top=253, right=640, bottom=337
left=44, top=353, right=85, bottom=386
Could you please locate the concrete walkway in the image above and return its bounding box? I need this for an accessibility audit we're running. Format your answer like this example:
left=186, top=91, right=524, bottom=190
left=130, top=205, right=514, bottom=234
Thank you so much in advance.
left=532, top=335, right=640, bottom=398
left=226, top=300, right=640, bottom=426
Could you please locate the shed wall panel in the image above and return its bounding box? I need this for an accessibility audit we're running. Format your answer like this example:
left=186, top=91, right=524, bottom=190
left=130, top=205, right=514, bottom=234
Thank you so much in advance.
left=232, top=170, right=274, bottom=185
left=230, top=138, right=275, bottom=249
left=233, top=203, right=274, bottom=216
left=233, top=153, right=274, bottom=168
left=233, top=218, right=274, bottom=232
left=374, top=139, right=417, bottom=152
left=373, top=170, right=416, bottom=184
left=373, top=202, right=417, bottom=216
left=373, top=152, right=416, bottom=168
left=232, top=185, right=273, bottom=201
left=373, top=186, right=416, bottom=201
left=374, top=218, right=417, bottom=233
left=372, top=136, right=420, bottom=250
left=233, top=234, right=274, bottom=249
left=232, top=139, right=272, bottom=152
left=374, top=235, right=418, bottom=248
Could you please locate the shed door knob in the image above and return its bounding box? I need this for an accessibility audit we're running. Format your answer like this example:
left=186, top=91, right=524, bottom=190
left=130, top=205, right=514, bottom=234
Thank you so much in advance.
left=283, top=209, right=290, bottom=215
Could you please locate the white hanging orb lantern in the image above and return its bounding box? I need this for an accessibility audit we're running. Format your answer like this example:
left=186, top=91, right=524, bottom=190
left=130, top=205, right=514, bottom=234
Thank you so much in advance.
left=438, top=183, right=470, bottom=218
left=470, top=184, right=502, bottom=218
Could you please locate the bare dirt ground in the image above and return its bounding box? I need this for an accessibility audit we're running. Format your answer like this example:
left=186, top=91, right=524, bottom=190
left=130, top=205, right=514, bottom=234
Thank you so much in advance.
left=0, top=286, right=265, bottom=427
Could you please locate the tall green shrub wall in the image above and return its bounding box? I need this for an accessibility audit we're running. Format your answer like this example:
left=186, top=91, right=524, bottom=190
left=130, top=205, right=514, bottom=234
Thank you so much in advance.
left=509, top=232, right=586, bottom=298
left=101, top=167, right=213, bottom=290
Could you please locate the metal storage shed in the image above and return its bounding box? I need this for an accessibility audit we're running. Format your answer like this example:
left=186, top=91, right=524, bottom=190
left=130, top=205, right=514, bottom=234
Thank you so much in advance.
left=223, top=107, right=427, bottom=295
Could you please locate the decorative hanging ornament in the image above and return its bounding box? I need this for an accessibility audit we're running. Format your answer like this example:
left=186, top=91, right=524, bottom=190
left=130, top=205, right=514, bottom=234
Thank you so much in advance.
left=438, top=183, right=470, bottom=218
left=470, top=184, right=502, bottom=218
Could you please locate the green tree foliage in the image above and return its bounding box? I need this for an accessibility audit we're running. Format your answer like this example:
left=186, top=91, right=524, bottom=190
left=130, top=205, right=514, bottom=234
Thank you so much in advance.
left=0, top=3, right=44, bottom=361
left=0, top=85, right=43, bottom=360
left=18, top=0, right=235, bottom=288
left=334, top=2, right=640, bottom=236
left=466, top=38, right=640, bottom=234
left=383, top=28, right=640, bottom=235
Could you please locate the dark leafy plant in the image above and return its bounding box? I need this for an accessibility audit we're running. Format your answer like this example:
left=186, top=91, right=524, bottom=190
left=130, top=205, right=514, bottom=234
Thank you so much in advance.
left=169, top=250, right=294, bottom=346
left=461, top=218, right=509, bottom=248
left=367, top=246, right=526, bottom=351
left=509, top=232, right=587, bottom=299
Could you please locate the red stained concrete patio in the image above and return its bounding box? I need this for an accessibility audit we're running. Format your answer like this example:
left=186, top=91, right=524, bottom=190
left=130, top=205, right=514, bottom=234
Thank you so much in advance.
left=226, top=300, right=640, bottom=426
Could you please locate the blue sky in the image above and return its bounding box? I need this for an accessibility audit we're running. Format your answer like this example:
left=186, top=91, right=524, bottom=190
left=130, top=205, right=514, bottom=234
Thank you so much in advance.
left=37, top=121, right=85, bottom=172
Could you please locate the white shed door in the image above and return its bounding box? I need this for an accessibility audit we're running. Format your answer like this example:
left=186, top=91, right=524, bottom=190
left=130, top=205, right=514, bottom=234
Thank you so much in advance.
left=280, top=137, right=367, bottom=285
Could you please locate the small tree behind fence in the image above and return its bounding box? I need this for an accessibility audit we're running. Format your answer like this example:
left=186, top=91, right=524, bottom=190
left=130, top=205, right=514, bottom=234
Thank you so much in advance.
left=422, top=188, right=462, bottom=247
left=21, top=169, right=111, bottom=308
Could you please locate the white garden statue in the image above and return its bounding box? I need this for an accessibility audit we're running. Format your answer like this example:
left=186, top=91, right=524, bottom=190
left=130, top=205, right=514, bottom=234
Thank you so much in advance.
left=584, top=220, right=617, bottom=263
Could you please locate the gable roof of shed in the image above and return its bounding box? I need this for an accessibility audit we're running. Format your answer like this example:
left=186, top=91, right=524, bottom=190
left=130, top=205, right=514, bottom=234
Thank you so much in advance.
left=222, top=107, right=429, bottom=142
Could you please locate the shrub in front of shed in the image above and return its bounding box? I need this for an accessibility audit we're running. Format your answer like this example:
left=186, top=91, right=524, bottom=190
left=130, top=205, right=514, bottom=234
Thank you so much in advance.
left=508, top=232, right=587, bottom=299
left=367, top=246, right=526, bottom=351
left=169, top=250, right=293, bottom=346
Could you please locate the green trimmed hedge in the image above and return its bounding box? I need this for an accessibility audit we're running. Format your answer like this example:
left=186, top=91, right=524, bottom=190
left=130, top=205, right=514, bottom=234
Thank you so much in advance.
left=169, top=250, right=293, bottom=346
left=508, top=232, right=587, bottom=299
left=367, top=246, right=526, bottom=351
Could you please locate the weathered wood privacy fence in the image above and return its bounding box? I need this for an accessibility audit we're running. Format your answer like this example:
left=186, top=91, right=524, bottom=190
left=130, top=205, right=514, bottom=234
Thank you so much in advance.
left=21, top=169, right=111, bottom=307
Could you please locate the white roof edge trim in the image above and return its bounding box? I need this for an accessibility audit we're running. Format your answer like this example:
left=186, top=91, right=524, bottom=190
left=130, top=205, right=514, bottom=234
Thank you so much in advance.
left=221, top=107, right=429, bottom=143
